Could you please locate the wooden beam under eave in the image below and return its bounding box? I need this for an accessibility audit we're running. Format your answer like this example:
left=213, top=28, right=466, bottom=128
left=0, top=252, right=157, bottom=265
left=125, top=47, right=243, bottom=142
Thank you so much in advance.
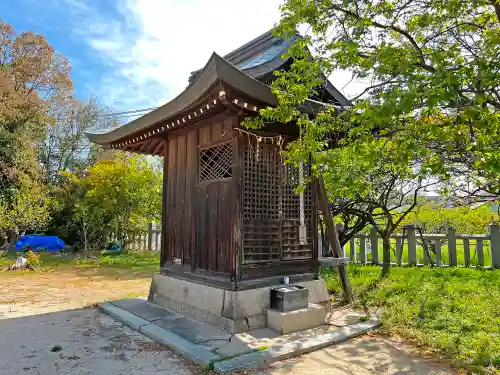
left=123, top=142, right=141, bottom=153
left=145, top=139, right=161, bottom=154
left=153, top=140, right=165, bottom=156
left=139, top=140, right=152, bottom=152
left=122, top=144, right=134, bottom=152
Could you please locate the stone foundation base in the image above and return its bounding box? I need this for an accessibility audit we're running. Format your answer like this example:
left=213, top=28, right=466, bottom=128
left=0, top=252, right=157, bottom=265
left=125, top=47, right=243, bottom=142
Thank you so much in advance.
left=148, top=273, right=330, bottom=334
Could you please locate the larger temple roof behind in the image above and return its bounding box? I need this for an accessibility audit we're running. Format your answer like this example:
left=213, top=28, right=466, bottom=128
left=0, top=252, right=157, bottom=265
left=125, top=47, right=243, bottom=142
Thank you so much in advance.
left=188, top=29, right=295, bottom=84
left=189, top=29, right=350, bottom=107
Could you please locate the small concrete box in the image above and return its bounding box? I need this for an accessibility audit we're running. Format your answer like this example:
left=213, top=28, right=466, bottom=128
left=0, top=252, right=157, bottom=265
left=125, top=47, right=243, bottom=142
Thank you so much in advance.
left=267, top=304, right=326, bottom=334
left=270, top=285, right=309, bottom=312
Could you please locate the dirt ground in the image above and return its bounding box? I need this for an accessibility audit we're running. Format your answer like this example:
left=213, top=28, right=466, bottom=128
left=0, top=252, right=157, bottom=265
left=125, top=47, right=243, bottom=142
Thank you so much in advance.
left=0, top=268, right=150, bottom=319
left=0, top=270, right=458, bottom=375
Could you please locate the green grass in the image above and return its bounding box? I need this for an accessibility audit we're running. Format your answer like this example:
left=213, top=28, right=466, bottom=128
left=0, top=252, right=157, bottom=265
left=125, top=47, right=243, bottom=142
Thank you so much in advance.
left=324, top=265, right=500, bottom=373
left=0, top=250, right=160, bottom=275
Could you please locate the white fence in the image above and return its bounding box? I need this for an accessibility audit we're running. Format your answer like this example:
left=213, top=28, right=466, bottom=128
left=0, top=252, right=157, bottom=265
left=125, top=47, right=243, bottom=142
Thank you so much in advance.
left=113, top=222, right=162, bottom=251
left=321, top=223, right=500, bottom=268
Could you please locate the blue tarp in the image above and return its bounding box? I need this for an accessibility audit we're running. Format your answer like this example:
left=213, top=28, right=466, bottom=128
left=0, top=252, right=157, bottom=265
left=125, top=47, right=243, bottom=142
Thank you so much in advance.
left=16, top=235, right=65, bottom=252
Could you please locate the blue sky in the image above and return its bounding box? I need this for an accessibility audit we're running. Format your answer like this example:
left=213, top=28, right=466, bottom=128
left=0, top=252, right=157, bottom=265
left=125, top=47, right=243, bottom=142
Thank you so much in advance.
left=2, top=0, right=285, bottom=112
left=3, top=0, right=359, bottom=115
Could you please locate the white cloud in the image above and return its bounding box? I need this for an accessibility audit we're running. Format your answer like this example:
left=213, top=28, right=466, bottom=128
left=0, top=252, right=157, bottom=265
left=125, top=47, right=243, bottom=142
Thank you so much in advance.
left=70, top=0, right=284, bottom=111
left=64, top=0, right=366, bottom=115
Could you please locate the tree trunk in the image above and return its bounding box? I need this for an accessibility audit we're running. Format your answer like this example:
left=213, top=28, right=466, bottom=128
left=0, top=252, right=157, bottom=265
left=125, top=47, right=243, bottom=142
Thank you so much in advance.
left=381, top=235, right=391, bottom=277
left=7, top=229, right=18, bottom=252
left=83, top=222, right=88, bottom=253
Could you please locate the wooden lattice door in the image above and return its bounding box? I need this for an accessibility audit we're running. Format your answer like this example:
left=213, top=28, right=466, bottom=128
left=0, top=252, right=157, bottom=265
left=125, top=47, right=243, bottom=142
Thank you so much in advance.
left=195, top=141, right=233, bottom=274
left=242, top=141, right=314, bottom=264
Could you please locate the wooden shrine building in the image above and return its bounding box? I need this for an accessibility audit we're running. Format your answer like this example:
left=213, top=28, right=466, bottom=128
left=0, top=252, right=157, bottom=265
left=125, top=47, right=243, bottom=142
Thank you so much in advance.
left=86, top=30, right=349, bottom=291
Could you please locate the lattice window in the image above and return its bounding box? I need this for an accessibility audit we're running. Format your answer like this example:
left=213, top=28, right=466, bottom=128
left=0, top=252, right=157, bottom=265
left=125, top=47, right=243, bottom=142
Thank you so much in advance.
left=243, top=144, right=280, bottom=221
left=199, top=142, right=232, bottom=183
left=242, top=142, right=281, bottom=263
left=242, top=141, right=314, bottom=264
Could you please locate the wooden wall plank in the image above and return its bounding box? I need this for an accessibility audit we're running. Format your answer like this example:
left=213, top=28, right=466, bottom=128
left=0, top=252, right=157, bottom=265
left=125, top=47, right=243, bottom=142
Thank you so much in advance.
left=207, top=183, right=219, bottom=271
left=175, top=134, right=186, bottom=261
left=185, top=129, right=197, bottom=269
left=217, top=182, right=231, bottom=273
left=211, top=122, right=222, bottom=143
left=199, top=124, right=211, bottom=147
left=161, top=140, right=169, bottom=266
left=222, top=118, right=233, bottom=140
left=166, top=137, right=177, bottom=263
left=196, top=184, right=208, bottom=270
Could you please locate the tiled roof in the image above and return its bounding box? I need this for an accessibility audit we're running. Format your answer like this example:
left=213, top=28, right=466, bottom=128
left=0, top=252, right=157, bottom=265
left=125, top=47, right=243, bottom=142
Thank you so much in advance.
left=236, top=39, right=287, bottom=70
left=189, top=29, right=296, bottom=83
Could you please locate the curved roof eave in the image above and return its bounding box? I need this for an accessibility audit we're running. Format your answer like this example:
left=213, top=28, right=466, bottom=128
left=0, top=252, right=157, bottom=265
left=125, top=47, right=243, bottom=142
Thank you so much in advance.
left=85, top=53, right=347, bottom=146
left=85, top=53, right=279, bottom=145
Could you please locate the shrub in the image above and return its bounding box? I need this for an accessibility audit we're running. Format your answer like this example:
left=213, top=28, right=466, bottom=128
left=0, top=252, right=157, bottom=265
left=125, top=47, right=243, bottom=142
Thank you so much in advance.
left=26, top=249, right=41, bottom=267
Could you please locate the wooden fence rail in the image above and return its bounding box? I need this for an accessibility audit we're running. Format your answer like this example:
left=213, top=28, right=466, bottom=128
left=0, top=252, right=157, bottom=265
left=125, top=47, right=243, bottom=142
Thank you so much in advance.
left=123, top=221, right=500, bottom=268
left=320, top=223, right=500, bottom=269
left=110, top=222, right=162, bottom=251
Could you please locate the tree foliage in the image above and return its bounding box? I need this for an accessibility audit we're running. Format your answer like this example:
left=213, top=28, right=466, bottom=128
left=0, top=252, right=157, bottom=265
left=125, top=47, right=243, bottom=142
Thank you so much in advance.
left=38, top=97, right=119, bottom=182
left=0, top=20, right=73, bottom=242
left=402, top=202, right=498, bottom=234
left=246, top=0, right=500, bottom=272
left=274, top=0, right=499, bottom=186
left=0, top=175, right=52, bottom=235
left=61, top=154, right=162, bottom=250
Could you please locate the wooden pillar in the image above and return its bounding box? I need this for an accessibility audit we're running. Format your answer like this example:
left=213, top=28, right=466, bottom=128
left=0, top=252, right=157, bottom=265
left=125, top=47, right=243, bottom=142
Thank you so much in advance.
left=448, top=228, right=457, bottom=266
left=349, top=237, right=356, bottom=261
left=160, top=140, right=169, bottom=267
left=148, top=222, right=154, bottom=252
left=233, top=120, right=243, bottom=282
left=359, top=236, right=366, bottom=264
left=317, top=175, right=352, bottom=303
left=407, top=225, right=417, bottom=266
left=370, top=227, right=379, bottom=265
left=477, top=239, right=484, bottom=266
left=463, top=238, right=470, bottom=267
left=489, top=223, right=500, bottom=268
left=434, top=239, right=442, bottom=265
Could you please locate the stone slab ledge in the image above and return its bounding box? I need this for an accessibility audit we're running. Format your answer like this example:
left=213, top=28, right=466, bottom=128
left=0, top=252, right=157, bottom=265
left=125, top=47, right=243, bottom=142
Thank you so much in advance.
left=213, top=318, right=381, bottom=373
left=98, top=300, right=380, bottom=374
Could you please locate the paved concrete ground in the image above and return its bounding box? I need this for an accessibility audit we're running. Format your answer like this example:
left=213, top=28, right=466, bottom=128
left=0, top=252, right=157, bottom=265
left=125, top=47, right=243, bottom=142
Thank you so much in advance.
left=261, top=335, right=457, bottom=375
left=0, top=308, right=204, bottom=375
left=0, top=307, right=457, bottom=375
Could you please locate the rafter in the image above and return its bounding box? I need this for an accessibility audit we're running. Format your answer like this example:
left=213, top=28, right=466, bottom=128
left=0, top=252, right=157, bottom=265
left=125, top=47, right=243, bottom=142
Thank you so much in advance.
left=153, top=140, right=165, bottom=156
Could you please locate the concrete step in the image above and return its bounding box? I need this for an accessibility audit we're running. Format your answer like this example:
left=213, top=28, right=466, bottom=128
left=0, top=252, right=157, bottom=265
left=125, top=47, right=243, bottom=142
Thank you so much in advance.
left=266, top=304, right=326, bottom=334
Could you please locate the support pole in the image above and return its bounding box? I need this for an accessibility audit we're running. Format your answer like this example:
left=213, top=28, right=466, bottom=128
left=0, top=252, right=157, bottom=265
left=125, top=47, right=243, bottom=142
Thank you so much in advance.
left=317, top=175, right=353, bottom=303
